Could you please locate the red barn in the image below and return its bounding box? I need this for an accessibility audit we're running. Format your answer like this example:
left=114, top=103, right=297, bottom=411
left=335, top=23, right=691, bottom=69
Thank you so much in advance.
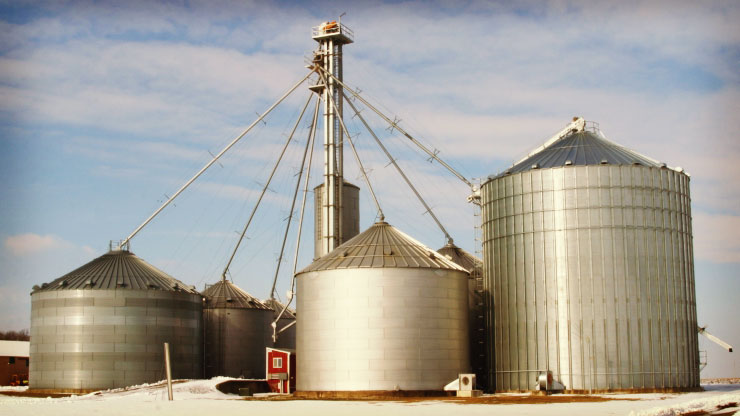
left=0, top=341, right=29, bottom=386
left=265, top=348, right=295, bottom=393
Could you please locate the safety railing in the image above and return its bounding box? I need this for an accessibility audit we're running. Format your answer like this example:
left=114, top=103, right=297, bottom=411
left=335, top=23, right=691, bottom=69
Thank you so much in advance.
left=311, top=21, right=354, bottom=41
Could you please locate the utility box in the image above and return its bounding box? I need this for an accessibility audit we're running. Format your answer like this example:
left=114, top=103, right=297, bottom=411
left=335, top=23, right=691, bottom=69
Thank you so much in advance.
left=459, top=373, right=476, bottom=391
left=456, top=373, right=482, bottom=397
left=266, top=348, right=295, bottom=393
left=537, top=371, right=565, bottom=392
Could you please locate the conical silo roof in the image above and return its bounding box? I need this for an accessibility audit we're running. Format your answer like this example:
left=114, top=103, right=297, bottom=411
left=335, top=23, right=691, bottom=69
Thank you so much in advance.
left=490, top=130, right=662, bottom=180
left=263, top=298, right=296, bottom=319
left=436, top=243, right=482, bottom=275
left=203, top=280, right=271, bottom=310
left=31, top=249, right=199, bottom=293
left=298, top=221, right=469, bottom=273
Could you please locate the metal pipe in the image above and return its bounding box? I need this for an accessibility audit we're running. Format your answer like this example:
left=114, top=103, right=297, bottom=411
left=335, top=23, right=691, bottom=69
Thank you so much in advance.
left=344, top=92, right=452, bottom=244
left=269, top=95, right=318, bottom=302
left=314, top=65, right=473, bottom=189
left=164, top=342, right=173, bottom=401
left=118, top=72, right=312, bottom=249
left=220, top=93, right=314, bottom=281
left=277, top=319, right=297, bottom=334
left=698, top=326, right=734, bottom=352
left=273, top=96, right=320, bottom=335
left=318, top=71, right=384, bottom=220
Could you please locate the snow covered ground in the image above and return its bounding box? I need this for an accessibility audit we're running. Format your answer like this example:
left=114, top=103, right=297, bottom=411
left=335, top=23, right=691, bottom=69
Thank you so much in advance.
left=1, top=379, right=738, bottom=416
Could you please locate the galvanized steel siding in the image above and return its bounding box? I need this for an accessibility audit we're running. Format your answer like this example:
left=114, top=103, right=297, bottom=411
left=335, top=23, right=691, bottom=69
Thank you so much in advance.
left=481, top=165, right=699, bottom=391
left=30, top=289, right=202, bottom=391
left=203, top=308, right=273, bottom=379
left=296, top=268, right=470, bottom=391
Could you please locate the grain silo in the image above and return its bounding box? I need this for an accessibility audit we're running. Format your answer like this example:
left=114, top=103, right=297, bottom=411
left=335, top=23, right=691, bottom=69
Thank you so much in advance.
left=481, top=119, right=699, bottom=391
left=203, top=280, right=273, bottom=379
left=437, top=243, right=486, bottom=389
left=29, top=248, right=202, bottom=392
left=314, top=181, right=360, bottom=259
left=296, top=221, right=470, bottom=392
left=263, top=298, right=296, bottom=350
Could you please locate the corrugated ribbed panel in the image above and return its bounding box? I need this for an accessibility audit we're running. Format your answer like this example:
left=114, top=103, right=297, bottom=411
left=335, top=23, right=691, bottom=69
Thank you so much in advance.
left=263, top=298, right=296, bottom=319
left=436, top=243, right=482, bottom=275
left=490, top=131, right=661, bottom=179
left=203, top=280, right=270, bottom=310
left=32, top=250, right=198, bottom=293
left=298, top=221, right=468, bottom=273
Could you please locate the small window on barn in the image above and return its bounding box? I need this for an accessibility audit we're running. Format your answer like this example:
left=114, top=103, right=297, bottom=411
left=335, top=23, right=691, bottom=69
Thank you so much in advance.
left=273, top=357, right=283, bottom=368
left=9, top=357, right=15, bottom=364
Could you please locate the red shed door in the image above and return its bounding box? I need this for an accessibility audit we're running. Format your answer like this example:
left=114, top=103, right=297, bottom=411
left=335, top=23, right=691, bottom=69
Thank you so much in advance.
left=266, top=350, right=289, bottom=393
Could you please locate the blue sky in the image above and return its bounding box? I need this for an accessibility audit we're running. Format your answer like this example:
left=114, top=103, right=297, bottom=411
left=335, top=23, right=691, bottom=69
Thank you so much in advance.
left=1, top=0, right=738, bottom=378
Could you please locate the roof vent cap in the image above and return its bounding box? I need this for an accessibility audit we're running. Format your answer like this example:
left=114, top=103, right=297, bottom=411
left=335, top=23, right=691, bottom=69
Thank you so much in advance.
left=148, top=283, right=159, bottom=289
left=226, top=297, right=233, bottom=303
left=383, top=247, right=393, bottom=256
left=660, top=162, right=667, bottom=168
left=600, top=159, right=608, bottom=164
left=116, top=280, right=125, bottom=287
left=531, top=163, right=539, bottom=169
left=565, top=160, right=573, bottom=166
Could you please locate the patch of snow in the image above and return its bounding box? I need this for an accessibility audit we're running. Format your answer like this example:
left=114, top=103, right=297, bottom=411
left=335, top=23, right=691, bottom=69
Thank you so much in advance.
left=0, top=386, right=28, bottom=392
left=630, top=390, right=740, bottom=416
left=1, top=381, right=739, bottom=416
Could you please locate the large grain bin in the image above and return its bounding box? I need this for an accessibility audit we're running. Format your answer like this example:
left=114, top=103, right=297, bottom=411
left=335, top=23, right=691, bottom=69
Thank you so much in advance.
left=203, top=280, right=273, bottom=379
left=314, top=181, right=360, bottom=259
left=296, top=221, right=470, bottom=392
left=437, top=243, right=486, bottom=389
left=29, top=248, right=202, bottom=392
left=263, top=298, right=296, bottom=350
left=481, top=123, right=699, bottom=391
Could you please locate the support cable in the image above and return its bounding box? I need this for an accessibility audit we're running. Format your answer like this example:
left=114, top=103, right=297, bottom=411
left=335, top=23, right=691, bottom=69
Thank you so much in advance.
left=271, top=95, right=321, bottom=342
left=344, top=93, right=453, bottom=244
left=269, top=95, right=319, bottom=301
left=220, top=92, right=314, bottom=281
left=118, top=71, right=313, bottom=250
left=313, top=65, right=473, bottom=189
left=318, top=71, right=384, bottom=221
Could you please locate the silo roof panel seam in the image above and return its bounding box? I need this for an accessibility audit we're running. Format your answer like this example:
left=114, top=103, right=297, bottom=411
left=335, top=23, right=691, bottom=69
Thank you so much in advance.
left=33, top=250, right=199, bottom=294
left=489, top=130, right=664, bottom=180
left=203, top=280, right=270, bottom=309
left=297, top=221, right=469, bottom=274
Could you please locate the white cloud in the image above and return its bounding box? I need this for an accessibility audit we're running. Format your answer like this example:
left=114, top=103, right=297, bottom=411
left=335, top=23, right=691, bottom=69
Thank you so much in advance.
left=3, top=233, right=71, bottom=256
left=693, top=212, right=740, bottom=263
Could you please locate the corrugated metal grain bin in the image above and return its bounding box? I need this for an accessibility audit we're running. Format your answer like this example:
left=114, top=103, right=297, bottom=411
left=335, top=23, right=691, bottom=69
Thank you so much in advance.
left=29, top=249, right=202, bottom=392
left=263, top=298, right=296, bottom=350
left=296, top=221, right=470, bottom=392
left=436, top=243, right=486, bottom=389
left=481, top=124, right=699, bottom=391
left=203, top=280, right=273, bottom=379
left=314, top=181, right=360, bottom=259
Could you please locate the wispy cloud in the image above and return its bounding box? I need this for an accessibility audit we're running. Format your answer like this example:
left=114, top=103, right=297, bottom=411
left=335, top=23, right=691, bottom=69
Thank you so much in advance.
left=4, top=233, right=70, bottom=256
left=693, top=212, right=740, bottom=263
